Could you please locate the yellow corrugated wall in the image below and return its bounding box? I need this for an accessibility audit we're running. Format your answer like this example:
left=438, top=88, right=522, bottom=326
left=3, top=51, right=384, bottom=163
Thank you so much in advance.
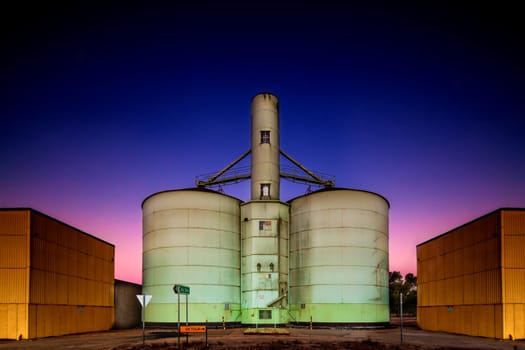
left=0, top=210, right=30, bottom=339
left=26, top=211, right=114, bottom=338
left=502, top=210, right=525, bottom=340
left=417, top=210, right=504, bottom=338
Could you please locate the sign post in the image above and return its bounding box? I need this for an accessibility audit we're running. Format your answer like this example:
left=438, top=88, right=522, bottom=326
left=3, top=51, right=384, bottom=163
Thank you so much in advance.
left=400, top=292, right=404, bottom=344
left=173, top=284, right=190, bottom=348
left=136, top=294, right=152, bottom=346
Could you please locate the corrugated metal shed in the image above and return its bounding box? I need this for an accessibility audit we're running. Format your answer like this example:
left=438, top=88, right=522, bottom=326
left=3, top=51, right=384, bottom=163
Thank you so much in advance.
left=417, top=208, right=525, bottom=340
left=0, top=208, right=115, bottom=340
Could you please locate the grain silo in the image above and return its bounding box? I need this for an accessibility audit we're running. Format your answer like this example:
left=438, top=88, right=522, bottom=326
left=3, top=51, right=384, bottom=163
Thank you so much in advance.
left=289, top=189, right=390, bottom=326
left=142, top=93, right=390, bottom=327
left=142, top=189, right=241, bottom=324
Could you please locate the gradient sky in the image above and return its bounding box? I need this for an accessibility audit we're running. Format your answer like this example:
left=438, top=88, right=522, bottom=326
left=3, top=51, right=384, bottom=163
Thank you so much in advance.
left=1, top=2, right=524, bottom=284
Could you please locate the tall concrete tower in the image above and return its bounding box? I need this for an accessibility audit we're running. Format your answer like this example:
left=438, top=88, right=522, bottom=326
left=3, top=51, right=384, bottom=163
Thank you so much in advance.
left=191, top=92, right=350, bottom=327
left=240, top=92, right=289, bottom=326
left=250, top=93, right=280, bottom=200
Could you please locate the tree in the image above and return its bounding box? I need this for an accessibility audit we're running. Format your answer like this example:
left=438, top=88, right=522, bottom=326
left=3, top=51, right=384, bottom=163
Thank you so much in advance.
left=389, top=271, right=417, bottom=316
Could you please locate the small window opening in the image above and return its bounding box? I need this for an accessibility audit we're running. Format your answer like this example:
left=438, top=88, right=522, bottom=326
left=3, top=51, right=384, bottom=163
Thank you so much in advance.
left=260, top=130, right=270, bottom=144
left=260, top=183, right=270, bottom=199
left=259, top=310, right=272, bottom=319
left=269, top=262, right=274, bottom=272
left=257, top=263, right=261, bottom=272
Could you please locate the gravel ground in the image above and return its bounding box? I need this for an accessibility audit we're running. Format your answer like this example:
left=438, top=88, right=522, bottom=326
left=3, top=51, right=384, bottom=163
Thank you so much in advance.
left=1, top=326, right=524, bottom=350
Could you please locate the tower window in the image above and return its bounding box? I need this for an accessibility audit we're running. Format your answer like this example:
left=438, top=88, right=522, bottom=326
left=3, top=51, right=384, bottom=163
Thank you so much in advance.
left=260, top=184, right=270, bottom=199
left=260, top=130, right=270, bottom=144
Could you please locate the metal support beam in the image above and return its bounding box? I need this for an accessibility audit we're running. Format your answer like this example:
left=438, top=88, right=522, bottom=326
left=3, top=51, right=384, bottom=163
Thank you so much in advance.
left=196, top=149, right=251, bottom=187
left=280, top=149, right=334, bottom=187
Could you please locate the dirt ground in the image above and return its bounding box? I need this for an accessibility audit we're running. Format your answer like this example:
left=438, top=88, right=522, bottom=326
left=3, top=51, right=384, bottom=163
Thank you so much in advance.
left=1, top=324, right=524, bottom=350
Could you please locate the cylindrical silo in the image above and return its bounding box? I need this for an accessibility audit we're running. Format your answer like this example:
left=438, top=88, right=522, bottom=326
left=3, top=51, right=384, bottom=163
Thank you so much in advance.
left=289, top=188, right=390, bottom=325
left=251, top=93, right=280, bottom=201
left=142, top=189, right=241, bottom=325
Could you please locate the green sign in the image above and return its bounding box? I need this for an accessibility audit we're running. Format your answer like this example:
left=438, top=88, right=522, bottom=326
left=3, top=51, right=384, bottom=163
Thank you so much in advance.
left=173, top=284, right=190, bottom=295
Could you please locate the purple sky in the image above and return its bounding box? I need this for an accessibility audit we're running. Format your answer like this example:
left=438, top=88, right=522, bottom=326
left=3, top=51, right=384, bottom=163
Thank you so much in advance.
left=1, top=2, right=524, bottom=284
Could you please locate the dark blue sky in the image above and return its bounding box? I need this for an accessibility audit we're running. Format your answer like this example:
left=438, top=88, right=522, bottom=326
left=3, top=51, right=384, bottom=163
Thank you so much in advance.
left=1, top=2, right=524, bottom=283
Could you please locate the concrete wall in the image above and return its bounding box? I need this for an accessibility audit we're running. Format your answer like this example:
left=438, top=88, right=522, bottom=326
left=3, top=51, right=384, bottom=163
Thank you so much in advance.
left=114, top=280, right=142, bottom=329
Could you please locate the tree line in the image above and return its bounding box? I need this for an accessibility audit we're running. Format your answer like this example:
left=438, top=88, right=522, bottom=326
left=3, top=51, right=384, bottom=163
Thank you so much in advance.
left=389, top=271, right=417, bottom=316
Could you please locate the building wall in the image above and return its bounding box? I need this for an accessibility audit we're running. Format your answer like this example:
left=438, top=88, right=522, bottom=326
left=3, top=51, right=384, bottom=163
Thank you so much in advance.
left=501, top=210, right=525, bottom=339
left=417, top=209, right=525, bottom=339
left=0, top=209, right=115, bottom=339
left=28, top=211, right=115, bottom=338
left=114, top=280, right=142, bottom=329
left=0, top=210, right=30, bottom=340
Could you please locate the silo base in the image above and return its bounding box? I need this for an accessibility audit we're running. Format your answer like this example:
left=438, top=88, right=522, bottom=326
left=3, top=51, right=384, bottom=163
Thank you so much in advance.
left=240, top=308, right=289, bottom=327
left=289, top=322, right=390, bottom=329
left=289, top=303, right=389, bottom=325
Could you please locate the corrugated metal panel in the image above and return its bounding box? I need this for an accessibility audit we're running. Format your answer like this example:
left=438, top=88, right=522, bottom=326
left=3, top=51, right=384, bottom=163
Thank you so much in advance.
left=453, top=227, right=465, bottom=249
left=29, top=304, right=112, bottom=338
left=485, top=236, right=501, bottom=270
left=421, top=307, right=438, bottom=331
left=474, top=272, right=486, bottom=304
left=102, top=260, right=112, bottom=283
left=442, top=233, right=455, bottom=254
left=494, top=304, right=504, bottom=339
left=56, top=274, right=68, bottom=305
left=435, top=253, right=445, bottom=280
left=456, top=306, right=472, bottom=335
left=463, top=273, right=474, bottom=305
left=77, top=252, right=88, bottom=278
left=68, top=276, right=78, bottom=305
left=77, top=278, right=87, bottom=305
left=45, top=272, right=57, bottom=305
left=443, top=251, right=454, bottom=279
left=29, top=269, right=45, bottom=304
left=476, top=304, right=496, bottom=338
left=30, top=237, right=46, bottom=270
left=67, top=249, right=78, bottom=277
left=32, top=212, right=58, bottom=244
left=0, top=235, right=28, bottom=268
left=502, top=210, right=525, bottom=235
left=510, top=303, right=523, bottom=339
left=473, top=270, right=501, bottom=304
left=55, top=245, right=68, bottom=275
left=504, top=269, right=525, bottom=304
left=463, top=244, right=475, bottom=275
left=431, top=304, right=499, bottom=338
left=436, top=306, right=450, bottom=332
left=487, top=268, right=502, bottom=304
left=45, top=241, right=57, bottom=273
left=453, top=277, right=463, bottom=305
left=508, top=303, right=525, bottom=340
left=64, top=226, right=78, bottom=251
left=0, top=304, right=28, bottom=340
left=474, top=241, right=487, bottom=272
left=453, top=250, right=463, bottom=277
left=0, top=269, right=27, bottom=303
left=87, top=255, right=96, bottom=280
left=503, top=235, right=525, bottom=268
left=444, top=278, right=454, bottom=305
left=77, top=234, right=89, bottom=254
left=0, top=210, right=29, bottom=235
